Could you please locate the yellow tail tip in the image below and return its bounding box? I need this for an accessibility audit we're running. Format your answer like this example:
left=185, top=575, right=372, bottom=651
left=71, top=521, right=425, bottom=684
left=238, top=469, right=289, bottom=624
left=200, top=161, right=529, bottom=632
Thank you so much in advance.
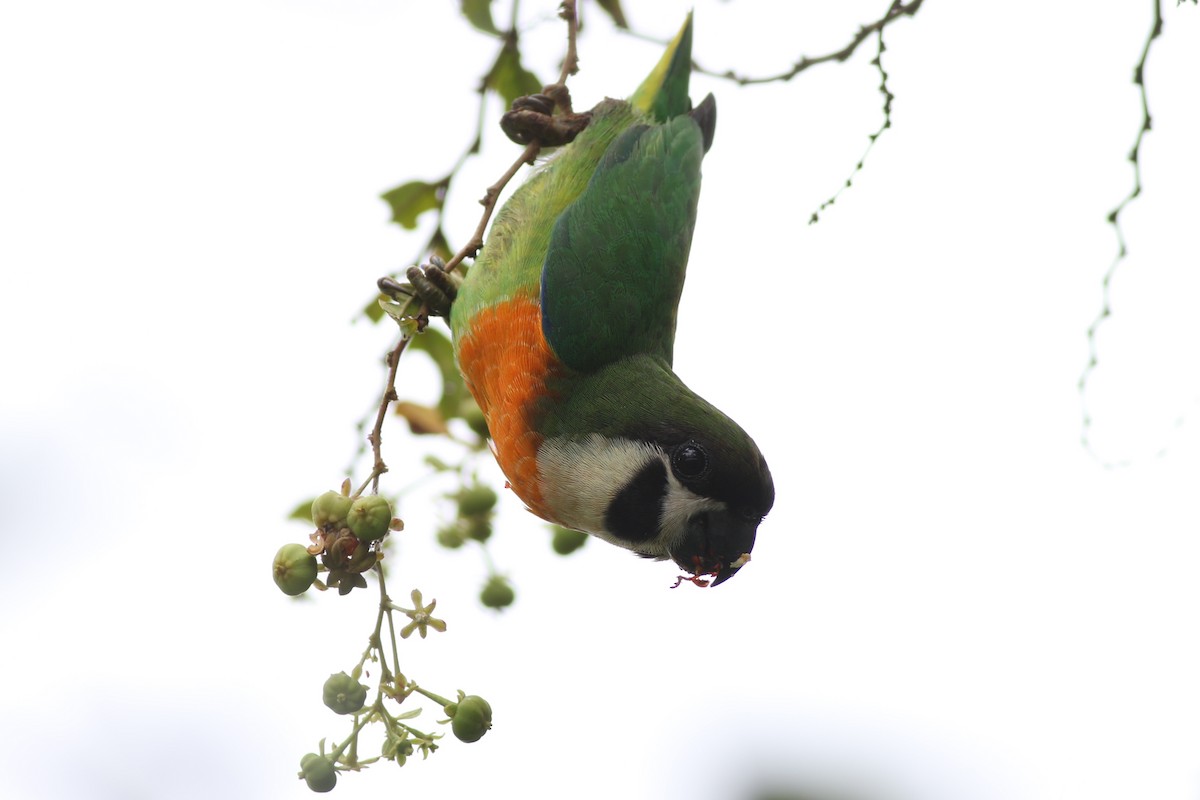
left=629, top=12, right=694, bottom=121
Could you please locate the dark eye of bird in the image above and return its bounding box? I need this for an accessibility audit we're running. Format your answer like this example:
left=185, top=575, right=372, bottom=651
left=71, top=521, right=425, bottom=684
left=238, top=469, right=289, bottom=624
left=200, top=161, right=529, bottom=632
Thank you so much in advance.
left=671, top=442, right=709, bottom=480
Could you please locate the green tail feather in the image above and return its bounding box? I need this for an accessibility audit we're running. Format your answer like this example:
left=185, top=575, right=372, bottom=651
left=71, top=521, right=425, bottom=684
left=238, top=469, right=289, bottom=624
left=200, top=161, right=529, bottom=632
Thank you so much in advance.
left=629, top=13, right=694, bottom=121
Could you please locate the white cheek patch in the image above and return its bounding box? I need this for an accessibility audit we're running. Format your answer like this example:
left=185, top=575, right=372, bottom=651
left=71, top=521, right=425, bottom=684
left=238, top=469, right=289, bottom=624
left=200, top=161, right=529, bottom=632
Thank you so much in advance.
left=538, top=435, right=731, bottom=561
left=537, top=434, right=663, bottom=535
left=657, top=478, right=725, bottom=556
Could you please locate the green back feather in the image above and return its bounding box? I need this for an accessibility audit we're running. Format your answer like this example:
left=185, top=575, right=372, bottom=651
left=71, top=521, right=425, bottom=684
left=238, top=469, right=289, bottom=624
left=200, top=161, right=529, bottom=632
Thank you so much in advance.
left=450, top=100, right=641, bottom=334
left=539, top=108, right=706, bottom=371
left=452, top=14, right=709, bottom=377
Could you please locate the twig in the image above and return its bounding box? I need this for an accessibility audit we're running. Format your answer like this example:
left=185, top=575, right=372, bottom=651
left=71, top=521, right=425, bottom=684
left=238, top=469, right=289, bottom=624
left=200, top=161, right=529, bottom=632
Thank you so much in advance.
left=444, top=0, right=579, bottom=273
left=809, top=12, right=897, bottom=224
left=442, top=140, right=542, bottom=274
left=1078, top=0, right=1163, bottom=464
left=410, top=94, right=488, bottom=268
left=617, top=0, right=923, bottom=85
left=363, top=334, right=415, bottom=495
left=365, top=1, right=582, bottom=487
left=557, top=0, right=580, bottom=83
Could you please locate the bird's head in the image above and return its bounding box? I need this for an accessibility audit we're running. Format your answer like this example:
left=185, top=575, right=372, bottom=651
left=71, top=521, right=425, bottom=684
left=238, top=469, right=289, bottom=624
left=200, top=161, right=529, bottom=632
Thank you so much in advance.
left=537, top=357, right=774, bottom=586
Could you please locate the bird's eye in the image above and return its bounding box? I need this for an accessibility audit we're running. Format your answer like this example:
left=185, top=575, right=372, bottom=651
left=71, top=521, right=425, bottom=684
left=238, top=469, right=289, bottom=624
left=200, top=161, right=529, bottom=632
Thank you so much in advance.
left=671, top=442, right=709, bottom=480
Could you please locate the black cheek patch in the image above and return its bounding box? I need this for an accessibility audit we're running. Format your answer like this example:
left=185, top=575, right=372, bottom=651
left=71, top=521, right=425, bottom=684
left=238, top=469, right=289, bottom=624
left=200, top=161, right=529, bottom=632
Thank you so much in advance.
left=604, top=459, right=667, bottom=544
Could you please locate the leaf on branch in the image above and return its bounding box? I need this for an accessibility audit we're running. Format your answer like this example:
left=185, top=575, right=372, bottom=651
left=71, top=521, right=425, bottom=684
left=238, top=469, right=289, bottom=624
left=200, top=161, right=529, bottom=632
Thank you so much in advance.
left=361, top=231, right=454, bottom=326
left=424, top=454, right=454, bottom=472
left=378, top=291, right=423, bottom=329
left=596, top=0, right=628, bottom=29
left=379, top=307, right=421, bottom=338
left=429, top=227, right=454, bottom=264
left=361, top=293, right=388, bottom=323
left=381, top=180, right=445, bottom=230
left=394, top=401, right=451, bottom=436
left=486, top=41, right=543, bottom=109
left=288, top=496, right=318, bottom=522
left=460, top=0, right=500, bottom=35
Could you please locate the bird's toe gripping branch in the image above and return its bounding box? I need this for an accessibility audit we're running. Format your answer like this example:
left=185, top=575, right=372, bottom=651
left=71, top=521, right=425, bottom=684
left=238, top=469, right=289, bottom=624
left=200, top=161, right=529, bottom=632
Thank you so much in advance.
left=378, top=257, right=460, bottom=319
left=499, top=85, right=592, bottom=147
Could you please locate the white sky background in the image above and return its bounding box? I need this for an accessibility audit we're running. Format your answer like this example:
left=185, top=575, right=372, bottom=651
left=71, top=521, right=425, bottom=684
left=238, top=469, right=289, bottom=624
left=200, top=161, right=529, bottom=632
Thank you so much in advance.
left=2, top=1, right=1199, bottom=799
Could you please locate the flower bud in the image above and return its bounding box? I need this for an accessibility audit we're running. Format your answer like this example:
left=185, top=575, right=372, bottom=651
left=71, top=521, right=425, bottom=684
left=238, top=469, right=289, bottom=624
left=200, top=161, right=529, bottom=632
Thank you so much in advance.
left=383, top=732, right=415, bottom=766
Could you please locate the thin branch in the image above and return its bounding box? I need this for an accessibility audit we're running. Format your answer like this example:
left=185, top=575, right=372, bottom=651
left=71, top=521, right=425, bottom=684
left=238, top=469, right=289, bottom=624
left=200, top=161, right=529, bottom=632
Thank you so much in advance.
left=363, top=333, right=415, bottom=494
left=1078, top=0, right=1163, bottom=464
left=414, top=92, right=489, bottom=265
left=444, top=0, right=579, bottom=273
left=678, top=0, right=924, bottom=86
left=557, top=0, right=580, bottom=84
left=366, top=1, right=583, bottom=488
left=809, top=14, right=897, bottom=224
left=443, top=141, right=541, bottom=274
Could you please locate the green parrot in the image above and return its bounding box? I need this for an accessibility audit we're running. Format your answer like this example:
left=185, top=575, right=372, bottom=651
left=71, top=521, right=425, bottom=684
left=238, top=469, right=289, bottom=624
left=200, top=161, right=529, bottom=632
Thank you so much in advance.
left=404, top=15, right=773, bottom=585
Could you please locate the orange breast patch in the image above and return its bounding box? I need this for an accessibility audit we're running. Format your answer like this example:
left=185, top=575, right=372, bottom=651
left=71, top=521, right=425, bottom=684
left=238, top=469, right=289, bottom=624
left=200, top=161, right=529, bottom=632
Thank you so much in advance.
left=456, top=297, right=562, bottom=520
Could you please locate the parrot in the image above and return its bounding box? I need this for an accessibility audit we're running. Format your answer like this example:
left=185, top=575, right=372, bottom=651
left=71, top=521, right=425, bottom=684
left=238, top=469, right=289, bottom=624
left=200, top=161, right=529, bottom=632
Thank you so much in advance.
left=396, top=15, right=774, bottom=585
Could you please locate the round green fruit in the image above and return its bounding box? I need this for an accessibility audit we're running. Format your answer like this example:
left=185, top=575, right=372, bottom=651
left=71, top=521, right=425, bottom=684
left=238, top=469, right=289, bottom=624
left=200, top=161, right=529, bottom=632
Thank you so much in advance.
left=551, top=526, right=589, bottom=556
left=480, top=576, right=515, bottom=610
left=273, top=543, right=318, bottom=596
left=464, top=515, right=492, bottom=543
left=456, top=484, right=498, bottom=517
left=299, top=753, right=337, bottom=793
left=347, top=495, right=392, bottom=542
left=450, top=695, right=493, bottom=743
left=436, top=524, right=467, bottom=549
left=322, top=672, right=368, bottom=715
left=311, top=491, right=353, bottom=529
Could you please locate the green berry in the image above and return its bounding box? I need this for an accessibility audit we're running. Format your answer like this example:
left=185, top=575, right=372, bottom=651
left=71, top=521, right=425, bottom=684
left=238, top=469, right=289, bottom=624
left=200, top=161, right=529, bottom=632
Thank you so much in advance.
left=311, top=491, right=353, bottom=529
left=436, top=523, right=467, bottom=549
left=456, top=484, right=498, bottom=517
left=449, top=695, right=493, bottom=743
left=322, top=672, right=368, bottom=715
left=551, top=526, right=589, bottom=556
left=480, top=576, right=514, bottom=610
left=347, top=495, right=392, bottom=542
left=464, top=515, right=492, bottom=543
left=273, top=543, right=318, bottom=596
left=299, top=753, right=337, bottom=793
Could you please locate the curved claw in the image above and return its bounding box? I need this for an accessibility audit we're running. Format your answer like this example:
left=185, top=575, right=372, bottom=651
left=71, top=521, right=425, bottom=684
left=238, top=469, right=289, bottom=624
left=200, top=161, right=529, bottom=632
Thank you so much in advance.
left=377, top=275, right=412, bottom=299
left=511, top=93, right=555, bottom=115
left=405, top=263, right=458, bottom=317
left=377, top=258, right=459, bottom=318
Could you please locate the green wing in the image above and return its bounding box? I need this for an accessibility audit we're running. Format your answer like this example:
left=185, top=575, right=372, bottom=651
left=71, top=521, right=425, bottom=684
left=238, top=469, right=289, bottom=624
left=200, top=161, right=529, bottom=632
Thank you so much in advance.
left=540, top=95, right=715, bottom=373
